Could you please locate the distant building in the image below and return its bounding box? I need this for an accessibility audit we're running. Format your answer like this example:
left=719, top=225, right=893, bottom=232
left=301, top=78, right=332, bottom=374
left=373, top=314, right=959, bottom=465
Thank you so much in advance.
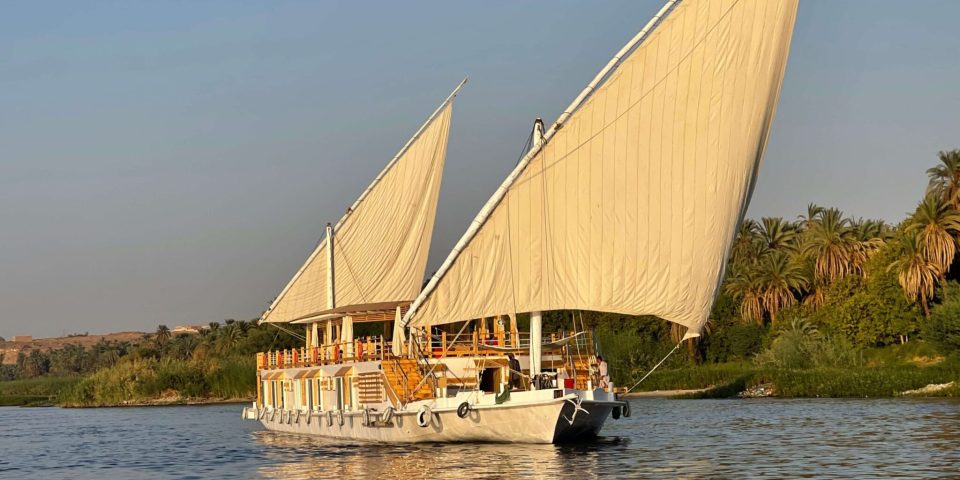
left=171, top=326, right=202, bottom=335
left=11, top=335, right=32, bottom=343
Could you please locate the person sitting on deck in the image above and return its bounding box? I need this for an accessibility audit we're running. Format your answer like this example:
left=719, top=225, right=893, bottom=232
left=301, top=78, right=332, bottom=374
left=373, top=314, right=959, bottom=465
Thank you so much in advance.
left=597, top=355, right=610, bottom=390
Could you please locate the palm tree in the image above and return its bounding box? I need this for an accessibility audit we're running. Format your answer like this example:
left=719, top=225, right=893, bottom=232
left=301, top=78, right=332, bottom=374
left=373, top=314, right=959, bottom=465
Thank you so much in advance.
left=758, top=252, right=808, bottom=322
left=731, top=219, right=761, bottom=264
left=724, top=268, right=765, bottom=325
left=848, top=218, right=889, bottom=276
left=217, top=324, right=243, bottom=354
left=802, top=208, right=854, bottom=283
left=155, top=325, right=171, bottom=347
left=906, top=193, right=960, bottom=278
left=759, top=217, right=799, bottom=253
left=926, top=149, right=960, bottom=208
left=799, top=203, right=825, bottom=230
left=888, top=232, right=940, bottom=317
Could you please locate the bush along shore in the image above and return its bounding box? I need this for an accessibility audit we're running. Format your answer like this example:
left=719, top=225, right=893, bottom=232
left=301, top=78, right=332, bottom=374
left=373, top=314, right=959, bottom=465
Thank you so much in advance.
left=0, top=320, right=299, bottom=407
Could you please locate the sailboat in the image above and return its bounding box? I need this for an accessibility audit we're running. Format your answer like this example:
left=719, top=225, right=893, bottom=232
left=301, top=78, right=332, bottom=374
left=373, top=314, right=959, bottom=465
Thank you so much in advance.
left=243, top=0, right=799, bottom=443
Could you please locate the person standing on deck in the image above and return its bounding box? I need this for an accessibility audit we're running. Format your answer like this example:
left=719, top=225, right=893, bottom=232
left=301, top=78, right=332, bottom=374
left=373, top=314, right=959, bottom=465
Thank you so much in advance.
left=597, top=355, right=609, bottom=390
left=507, top=353, right=522, bottom=390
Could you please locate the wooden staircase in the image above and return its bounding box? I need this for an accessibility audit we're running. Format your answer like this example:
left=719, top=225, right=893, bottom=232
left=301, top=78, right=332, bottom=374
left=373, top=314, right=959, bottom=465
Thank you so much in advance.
left=382, top=358, right=434, bottom=402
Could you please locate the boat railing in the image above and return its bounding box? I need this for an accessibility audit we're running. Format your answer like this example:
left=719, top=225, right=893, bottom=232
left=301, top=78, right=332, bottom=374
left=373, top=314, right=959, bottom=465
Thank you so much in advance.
left=415, top=330, right=595, bottom=358
left=256, top=335, right=391, bottom=371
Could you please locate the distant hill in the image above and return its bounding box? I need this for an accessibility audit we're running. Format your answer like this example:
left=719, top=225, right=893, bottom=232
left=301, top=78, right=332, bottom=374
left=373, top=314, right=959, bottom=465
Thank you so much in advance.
left=0, top=332, right=147, bottom=365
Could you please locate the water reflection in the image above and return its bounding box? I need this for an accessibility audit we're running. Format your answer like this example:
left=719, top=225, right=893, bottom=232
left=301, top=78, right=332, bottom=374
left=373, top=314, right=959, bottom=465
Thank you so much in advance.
left=254, top=432, right=626, bottom=479
left=1, top=399, right=959, bottom=479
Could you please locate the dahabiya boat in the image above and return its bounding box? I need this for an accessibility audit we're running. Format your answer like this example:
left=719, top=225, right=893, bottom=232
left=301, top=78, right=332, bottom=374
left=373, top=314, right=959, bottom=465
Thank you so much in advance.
left=242, top=0, right=799, bottom=443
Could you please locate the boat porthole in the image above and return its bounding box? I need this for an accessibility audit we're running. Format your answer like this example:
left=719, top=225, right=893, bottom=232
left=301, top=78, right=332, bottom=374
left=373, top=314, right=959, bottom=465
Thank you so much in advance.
left=457, top=402, right=470, bottom=419
left=612, top=406, right=621, bottom=420
left=416, top=406, right=432, bottom=428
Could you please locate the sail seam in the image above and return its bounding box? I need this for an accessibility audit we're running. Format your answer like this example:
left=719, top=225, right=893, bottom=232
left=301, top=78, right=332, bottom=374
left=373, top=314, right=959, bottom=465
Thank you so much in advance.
left=404, top=0, right=753, bottom=326
left=261, top=79, right=465, bottom=323
left=402, top=0, right=684, bottom=327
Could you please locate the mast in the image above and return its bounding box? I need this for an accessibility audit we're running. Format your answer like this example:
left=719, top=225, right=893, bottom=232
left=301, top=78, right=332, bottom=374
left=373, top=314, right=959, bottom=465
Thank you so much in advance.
left=403, top=1, right=679, bottom=328
left=528, top=119, right=545, bottom=379
left=326, top=222, right=335, bottom=309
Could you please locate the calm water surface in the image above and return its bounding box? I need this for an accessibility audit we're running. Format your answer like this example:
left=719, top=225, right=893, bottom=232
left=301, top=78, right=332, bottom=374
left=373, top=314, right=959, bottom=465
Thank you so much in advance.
left=1, top=398, right=958, bottom=479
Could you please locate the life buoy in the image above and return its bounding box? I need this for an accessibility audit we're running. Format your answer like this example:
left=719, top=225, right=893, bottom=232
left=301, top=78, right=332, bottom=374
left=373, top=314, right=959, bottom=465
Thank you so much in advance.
left=381, top=407, right=394, bottom=424
left=456, top=402, right=470, bottom=419
left=337, top=409, right=344, bottom=426
left=416, top=405, right=433, bottom=428
left=622, top=401, right=631, bottom=418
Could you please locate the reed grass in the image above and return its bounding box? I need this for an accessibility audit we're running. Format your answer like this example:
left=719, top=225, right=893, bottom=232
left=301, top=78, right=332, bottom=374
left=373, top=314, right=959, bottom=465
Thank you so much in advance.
left=636, top=362, right=960, bottom=399
left=58, top=355, right=256, bottom=407
left=0, top=377, right=80, bottom=406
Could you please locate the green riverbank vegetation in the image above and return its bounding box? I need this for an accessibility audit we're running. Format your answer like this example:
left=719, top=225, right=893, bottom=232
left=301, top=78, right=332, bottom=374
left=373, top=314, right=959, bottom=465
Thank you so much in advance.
left=0, top=320, right=299, bottom=407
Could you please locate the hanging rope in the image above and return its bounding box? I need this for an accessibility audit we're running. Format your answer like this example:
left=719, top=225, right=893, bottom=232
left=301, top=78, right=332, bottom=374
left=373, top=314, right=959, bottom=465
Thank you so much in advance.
left=626, top=340, right=683, bottom=394
left=266, top=322, right=307, bottom=342
left=332, top=234, right=370, bottom=305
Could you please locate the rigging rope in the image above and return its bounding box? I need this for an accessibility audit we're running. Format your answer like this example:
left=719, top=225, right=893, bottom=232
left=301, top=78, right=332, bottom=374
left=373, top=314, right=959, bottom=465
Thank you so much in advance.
left=266, top=322, right=307, bottom=342
left=407, top=320, right=472, bottom=399
left=626, top=340, right=683, bottom=394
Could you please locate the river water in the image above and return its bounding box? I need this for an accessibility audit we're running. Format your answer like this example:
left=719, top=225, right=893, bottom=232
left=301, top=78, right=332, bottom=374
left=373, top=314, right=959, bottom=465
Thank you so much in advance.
left=1, top=398, right=958, bottom=479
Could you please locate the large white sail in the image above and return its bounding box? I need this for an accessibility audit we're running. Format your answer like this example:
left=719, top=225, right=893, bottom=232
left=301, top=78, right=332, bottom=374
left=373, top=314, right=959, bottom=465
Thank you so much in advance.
left=261, top=83, right=461, bottom=323
left=403, top=0, right=798, bottom=336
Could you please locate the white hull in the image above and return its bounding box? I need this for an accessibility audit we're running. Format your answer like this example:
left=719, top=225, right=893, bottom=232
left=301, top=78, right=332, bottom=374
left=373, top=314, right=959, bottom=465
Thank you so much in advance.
left=245, top=391, right=625, bottom=444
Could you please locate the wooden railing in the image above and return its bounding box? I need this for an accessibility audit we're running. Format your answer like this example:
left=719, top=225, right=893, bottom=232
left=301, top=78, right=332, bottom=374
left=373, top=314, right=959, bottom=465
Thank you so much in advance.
left=256, top=329, right=599, bottom=390
left=257, top=336, right=390, bottom=370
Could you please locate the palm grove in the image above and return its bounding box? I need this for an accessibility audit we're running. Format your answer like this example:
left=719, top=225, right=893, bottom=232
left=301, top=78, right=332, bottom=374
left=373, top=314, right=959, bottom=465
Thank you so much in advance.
left=720, top=149, right=960, bottom=350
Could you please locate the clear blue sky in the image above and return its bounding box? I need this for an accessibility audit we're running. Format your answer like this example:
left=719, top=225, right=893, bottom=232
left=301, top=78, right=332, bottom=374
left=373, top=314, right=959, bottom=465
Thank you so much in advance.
left=2, top=1, right=959, bottom=337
